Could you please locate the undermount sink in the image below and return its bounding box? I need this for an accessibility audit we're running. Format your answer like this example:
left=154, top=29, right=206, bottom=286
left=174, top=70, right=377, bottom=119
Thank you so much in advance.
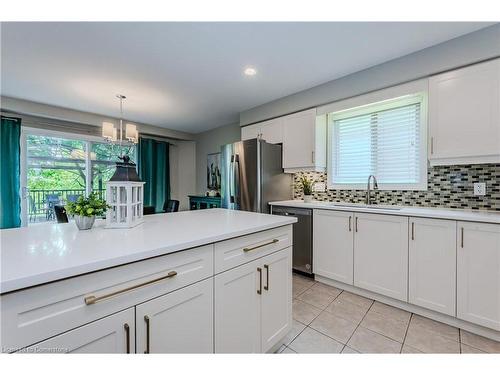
left=328, top=203, right=402, bottom=211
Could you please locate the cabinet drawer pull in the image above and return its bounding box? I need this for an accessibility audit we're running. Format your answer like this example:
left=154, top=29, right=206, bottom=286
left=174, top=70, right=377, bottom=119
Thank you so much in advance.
left=411, top=222, right=415, bottom=240
left=264, top=264, right=269, bottom=291
left=243, top=239, right=279, bottom=252
left=461, top=227, right=464, bottom=248
left=348, top=216, right=352, bottom=232
left=144, top=315, right=150, bottom=354
left=84, top=271, right=178, bottom=305
left=124, top=323, right=131, bottom=354
left=257, top=267, right=262, bottom=295
left=355, top=217, right=358, bottom=232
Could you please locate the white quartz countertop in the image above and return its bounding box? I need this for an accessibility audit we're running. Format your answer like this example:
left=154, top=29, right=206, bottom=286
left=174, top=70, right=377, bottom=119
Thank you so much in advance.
left=0, top=209, right=296, bottom=294
left=270, top=200, right=500, bottom=224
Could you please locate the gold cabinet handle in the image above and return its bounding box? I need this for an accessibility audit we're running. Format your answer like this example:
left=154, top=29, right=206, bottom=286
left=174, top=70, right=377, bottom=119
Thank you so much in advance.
left=411, top=222, right=415, bottom=241
left=124, top=323, right=131, bottom=354
left=84, top=271, right=177, bottom=305
left=348, top=216, right=352, bottom=232
left=257, top=267, right=262, bottom=295
left=144, top=315, right=150, bottom=354
left=264, top=264, right=269, bottom=291
left=243, top=239, right=279, bottom=252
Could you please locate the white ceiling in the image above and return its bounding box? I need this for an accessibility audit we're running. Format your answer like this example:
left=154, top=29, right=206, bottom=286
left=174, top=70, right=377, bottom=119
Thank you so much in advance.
left=0, top=22, right=494, bottom=133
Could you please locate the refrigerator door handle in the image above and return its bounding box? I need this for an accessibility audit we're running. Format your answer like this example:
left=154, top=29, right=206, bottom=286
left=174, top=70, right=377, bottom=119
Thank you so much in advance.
left=230, top=154, right=240, bottom=205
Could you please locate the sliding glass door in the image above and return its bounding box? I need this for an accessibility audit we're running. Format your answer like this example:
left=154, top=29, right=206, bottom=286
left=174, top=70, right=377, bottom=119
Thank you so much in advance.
left=20, top=128, right=136, bottom=226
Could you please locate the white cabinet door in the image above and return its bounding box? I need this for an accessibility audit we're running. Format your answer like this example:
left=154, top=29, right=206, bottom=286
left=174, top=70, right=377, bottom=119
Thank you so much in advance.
left=215, top=259, right=261, bottom=353
left=409, top=218, right=456, bottom=315
left=429, top=58, right=500, bottom=164
left=313, top=209, right=354, bottom=284
left=354, top=213, right=408, bottom=301
left=23, top=308, right=135, bottom=354
left=457, top=222, right=500, bottom=331
left=282, top=109, right=318, bottom=170
left=241, top=123, right=261, bottom=140
left=260, top=118, right=283, bottom=144
left=136, top=279, right=213, bottom=353
left=261, top=247, right=292, bottom=352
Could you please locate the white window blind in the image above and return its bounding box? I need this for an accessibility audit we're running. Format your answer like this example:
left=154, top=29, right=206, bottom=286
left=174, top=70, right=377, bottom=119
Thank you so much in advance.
left=329, top=95, right=426, bottom=190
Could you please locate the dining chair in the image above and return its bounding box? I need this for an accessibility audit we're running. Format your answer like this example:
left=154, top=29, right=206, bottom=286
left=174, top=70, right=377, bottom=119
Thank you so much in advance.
left=163, top=200, right=180, bottom=213
left=54, top=205, right=69, bottom=223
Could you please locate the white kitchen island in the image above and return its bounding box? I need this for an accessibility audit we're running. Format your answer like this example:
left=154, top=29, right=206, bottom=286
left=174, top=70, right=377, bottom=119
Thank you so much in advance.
left=0, top=209, right=296, bottom=353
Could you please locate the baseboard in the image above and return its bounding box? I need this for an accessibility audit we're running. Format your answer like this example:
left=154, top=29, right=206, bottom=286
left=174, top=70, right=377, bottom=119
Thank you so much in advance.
left=315, top=275, right=500, bottom=342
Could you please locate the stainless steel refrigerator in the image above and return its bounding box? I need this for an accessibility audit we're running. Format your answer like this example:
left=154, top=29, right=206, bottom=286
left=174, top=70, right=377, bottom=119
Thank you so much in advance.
left=220, top=138, right=293, bottom=213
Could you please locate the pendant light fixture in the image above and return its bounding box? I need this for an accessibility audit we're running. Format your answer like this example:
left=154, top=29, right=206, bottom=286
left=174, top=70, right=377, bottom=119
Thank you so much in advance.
left=102, top=94, right=139, bottom=145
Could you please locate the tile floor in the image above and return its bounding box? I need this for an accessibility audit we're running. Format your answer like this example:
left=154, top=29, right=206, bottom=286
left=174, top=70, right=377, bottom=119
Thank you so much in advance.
left=277, top=274, right=500, bottom=354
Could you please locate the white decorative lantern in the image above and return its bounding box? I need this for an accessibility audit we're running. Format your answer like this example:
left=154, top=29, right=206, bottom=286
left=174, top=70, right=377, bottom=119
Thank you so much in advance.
left=106, top=156, right=145, bottom=228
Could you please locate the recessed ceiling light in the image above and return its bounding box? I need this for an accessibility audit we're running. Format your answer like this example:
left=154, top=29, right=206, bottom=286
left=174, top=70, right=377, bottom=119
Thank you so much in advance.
left=244, top=67, right=257, bottom=76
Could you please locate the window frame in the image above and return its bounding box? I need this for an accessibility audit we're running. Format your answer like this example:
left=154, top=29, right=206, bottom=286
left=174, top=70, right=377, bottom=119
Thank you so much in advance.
left=327, top=93, right=428, bottom=191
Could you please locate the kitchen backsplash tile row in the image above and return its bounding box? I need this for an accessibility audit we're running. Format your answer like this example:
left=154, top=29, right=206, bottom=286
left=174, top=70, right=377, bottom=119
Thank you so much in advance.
left=293, top=164, right=500, bottom=211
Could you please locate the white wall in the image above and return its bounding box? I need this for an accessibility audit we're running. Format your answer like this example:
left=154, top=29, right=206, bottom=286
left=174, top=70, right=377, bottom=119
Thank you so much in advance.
left=170, top=141, right=196, bottom=211
left=194, top=123, right=241, bottom=195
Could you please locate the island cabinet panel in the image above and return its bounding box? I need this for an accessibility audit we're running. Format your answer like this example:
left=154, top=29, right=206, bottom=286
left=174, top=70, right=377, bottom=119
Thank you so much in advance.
left=214, top=257, right=262, bottom=353
left=215, top=247, right=292, bottom=353
left=354, top=213, right=409, bottom=302
left=457, top=222, right=500, bottom=331
left=261, top=247, right=292, bottom=352
left=136, top=279, right=213, bottom=353
left=313, top=209, right=354, bottom=284
left=409, top=218, right=456, bottom=316
left=0, top=244, right=213, bottom=351
left=19, top=308, right=135, bottom=354
left=214, top=225, right=292, bottom=273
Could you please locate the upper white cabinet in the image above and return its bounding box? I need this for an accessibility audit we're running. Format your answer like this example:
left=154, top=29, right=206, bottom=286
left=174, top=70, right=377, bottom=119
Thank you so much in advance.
left=241, top=118, right=284, bottom=144
left=282, top=109, right=326, bottom=172
left=313, top=209, right=354, bottom=284
left=457, top=221, right=500, bottom=331
left=354, top=213, right=408, bottom=302
left=241, top=108, right=326, bottom=173
left=409, top=218, right=456, bottom=316
left=429, top=58, right=500, bottom=165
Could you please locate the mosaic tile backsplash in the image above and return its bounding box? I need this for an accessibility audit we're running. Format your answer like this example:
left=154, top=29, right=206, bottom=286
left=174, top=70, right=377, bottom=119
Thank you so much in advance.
left=293, top=164, right=500, bottom=211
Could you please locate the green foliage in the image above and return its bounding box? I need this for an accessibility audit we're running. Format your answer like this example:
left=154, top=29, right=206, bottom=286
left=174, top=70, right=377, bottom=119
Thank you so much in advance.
left=65, top=193, right=109, bottom=217
left=300, top=176, right=314, bottom=195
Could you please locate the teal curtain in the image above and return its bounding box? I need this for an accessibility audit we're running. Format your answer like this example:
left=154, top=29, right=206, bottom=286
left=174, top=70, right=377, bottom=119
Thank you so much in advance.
left=1, top=116, right=22, bottom=229
left=138, top=137, right=170, bottom=213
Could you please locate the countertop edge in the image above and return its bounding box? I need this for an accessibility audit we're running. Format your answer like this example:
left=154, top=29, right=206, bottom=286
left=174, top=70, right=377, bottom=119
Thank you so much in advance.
left=269, top=200, right=500, bottom=224
left=0, top=218, right=296, bottom=295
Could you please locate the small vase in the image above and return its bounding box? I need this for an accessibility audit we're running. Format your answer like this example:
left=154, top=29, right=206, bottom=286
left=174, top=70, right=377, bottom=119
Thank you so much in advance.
left=74, top=215, right=96, bottom=230
left=303, top=195, right=313, bottom=203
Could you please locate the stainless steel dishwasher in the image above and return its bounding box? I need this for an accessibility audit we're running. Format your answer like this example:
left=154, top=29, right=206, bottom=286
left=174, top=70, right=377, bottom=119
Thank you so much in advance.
left=271, top=206, right=313, bottom=275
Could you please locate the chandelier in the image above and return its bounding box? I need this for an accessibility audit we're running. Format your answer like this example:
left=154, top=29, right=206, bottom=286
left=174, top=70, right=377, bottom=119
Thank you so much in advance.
left=101, top=94, right=139, bottom=145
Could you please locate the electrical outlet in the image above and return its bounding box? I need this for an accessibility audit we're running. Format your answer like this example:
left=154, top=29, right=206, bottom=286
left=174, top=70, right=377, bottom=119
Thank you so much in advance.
left=313, top=182, right=326, bottom=192
left=474, top=182, right=486, bottom=196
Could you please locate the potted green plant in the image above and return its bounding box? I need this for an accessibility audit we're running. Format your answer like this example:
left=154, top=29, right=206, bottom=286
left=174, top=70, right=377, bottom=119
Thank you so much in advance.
left=300, top=176, right=314, bottom=203
left=66, top=193, right=109, bottom=230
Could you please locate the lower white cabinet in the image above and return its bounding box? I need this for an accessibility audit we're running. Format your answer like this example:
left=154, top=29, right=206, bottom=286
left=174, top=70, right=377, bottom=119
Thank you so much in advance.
left=215, top=247, right=292, bottom=353
left=313, top=209, right=353, bottom=284
left=136, top=278, right=213, bottom=353
left=354, top=213, right=408, bottom=301
left=457, top=222, right=500, bottom=331
left=409, top=218, right=456, bottom=315
left=260, top=248, right=292, bottom=352
left=22, top=308, right=135, bottom=354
